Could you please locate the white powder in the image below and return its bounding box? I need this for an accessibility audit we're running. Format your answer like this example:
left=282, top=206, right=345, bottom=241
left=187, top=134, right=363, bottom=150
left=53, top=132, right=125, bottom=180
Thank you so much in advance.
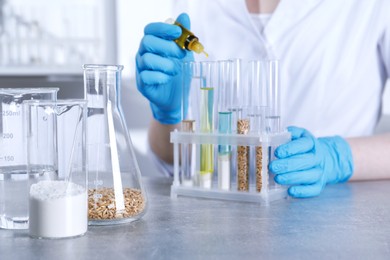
left=29, top=180, right=87, bottom=238
left=199, top=172, right=212, bottom=189
left=181, top=179, right=194, bottom=187
left=218, top=154, right=230, bottom=190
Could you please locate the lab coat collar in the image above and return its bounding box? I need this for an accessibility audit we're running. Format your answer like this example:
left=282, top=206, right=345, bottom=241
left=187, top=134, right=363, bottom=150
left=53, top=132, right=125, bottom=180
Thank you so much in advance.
left=264, top=0, right=324, bottom=45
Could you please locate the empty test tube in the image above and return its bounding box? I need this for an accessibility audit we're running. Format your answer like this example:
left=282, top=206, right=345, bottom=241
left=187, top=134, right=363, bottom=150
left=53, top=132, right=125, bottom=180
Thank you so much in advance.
left=228, top=59, right=243, bottom=133
left=262, top=60, right=280, bottom=188
left=266, top=60, right=281, bottom=133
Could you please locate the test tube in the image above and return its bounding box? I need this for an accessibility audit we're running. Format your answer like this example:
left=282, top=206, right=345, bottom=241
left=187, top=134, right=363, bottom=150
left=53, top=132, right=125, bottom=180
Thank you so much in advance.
left=181, top=120, right=195, bottom=187
left=199, top=61, right=216, bottom=189
left=247, top=60, right=269, bottom=192
left=217, top=61, right=233, bottom=190
left=226, top=59, right=243, bottom=185
left=182, top=61, right=200, bottom=126
left=229, top=60, right=249, bottom=191
left=255, top=106, right=269, bottom=193
left=267, top=60, right=281, bottom=133
left=228, top=59, right=243, bottom=132
left=181, top=61, right=200, bottom=186
left=237, top=117, right=249, bottom=191
left=265, top=60, right=281, bottom=188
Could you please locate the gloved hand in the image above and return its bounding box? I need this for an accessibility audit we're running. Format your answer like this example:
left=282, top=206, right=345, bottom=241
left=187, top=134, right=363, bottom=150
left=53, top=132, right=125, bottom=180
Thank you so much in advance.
left=269, top=126, right=354, bottom=198
left=136, top=13, right=194, bottom=124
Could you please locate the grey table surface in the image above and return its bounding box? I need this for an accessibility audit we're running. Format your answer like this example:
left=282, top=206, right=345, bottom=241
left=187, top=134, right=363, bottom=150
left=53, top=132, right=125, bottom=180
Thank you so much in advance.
left=1, top=177, right=390, bottom=260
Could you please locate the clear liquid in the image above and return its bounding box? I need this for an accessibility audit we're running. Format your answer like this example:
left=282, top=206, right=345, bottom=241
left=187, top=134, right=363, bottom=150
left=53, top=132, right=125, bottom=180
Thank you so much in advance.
left=0, top=168, right=28, bottom=229
left=0, top=166, right=56, bottom=229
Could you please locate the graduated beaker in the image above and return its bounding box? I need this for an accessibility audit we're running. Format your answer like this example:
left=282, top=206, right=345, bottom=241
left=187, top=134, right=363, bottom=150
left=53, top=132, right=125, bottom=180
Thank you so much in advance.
left=83, top=64, right=147, bottom=225
left=25, top=100, right=88, bottom=239
left=0, top=88, right=58, bottom=229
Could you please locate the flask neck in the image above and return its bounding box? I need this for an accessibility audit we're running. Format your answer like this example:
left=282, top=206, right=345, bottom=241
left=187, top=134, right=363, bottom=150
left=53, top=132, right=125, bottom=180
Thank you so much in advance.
left=84, top=68, right=122, bottom=108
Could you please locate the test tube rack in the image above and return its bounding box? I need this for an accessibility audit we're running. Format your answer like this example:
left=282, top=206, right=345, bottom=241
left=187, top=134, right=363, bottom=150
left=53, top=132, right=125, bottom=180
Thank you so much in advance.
left=171, top=59, right=287, bottom=204
left=170, top=130, right=291, bottom=204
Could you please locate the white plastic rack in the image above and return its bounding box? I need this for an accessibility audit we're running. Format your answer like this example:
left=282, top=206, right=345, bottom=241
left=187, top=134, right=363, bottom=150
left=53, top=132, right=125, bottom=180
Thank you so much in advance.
left=170, top=130, right=291, bottom=204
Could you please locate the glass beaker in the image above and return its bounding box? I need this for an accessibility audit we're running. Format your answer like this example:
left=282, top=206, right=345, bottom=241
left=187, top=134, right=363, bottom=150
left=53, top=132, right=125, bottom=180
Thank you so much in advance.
left=0, top=88, right=58, bottom=229
left=83, top=64, right=147, bottom=225
left=25, top=100, right=87, bottom=239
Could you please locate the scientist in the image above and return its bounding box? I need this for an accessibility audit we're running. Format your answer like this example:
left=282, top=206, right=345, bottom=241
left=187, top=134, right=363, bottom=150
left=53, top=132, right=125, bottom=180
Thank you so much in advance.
left=135, top=0, right=390, bottom=198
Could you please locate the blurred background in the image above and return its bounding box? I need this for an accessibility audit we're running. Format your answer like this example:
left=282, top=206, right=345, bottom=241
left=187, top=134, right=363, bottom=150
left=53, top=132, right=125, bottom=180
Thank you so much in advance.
left=0, top=0, right=177, bottom=177
left=0, top=0, right=389, bottom=177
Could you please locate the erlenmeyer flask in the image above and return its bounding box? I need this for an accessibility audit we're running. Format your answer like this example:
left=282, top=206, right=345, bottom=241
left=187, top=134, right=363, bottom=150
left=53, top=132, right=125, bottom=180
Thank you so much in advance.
left=83, top=64, right=147, bottom=225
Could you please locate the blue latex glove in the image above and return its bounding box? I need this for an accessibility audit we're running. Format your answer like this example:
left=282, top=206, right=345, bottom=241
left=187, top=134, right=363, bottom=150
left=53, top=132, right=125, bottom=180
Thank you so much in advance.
left=136, top=13, right=194, bottom=124
left=269, top=126, right=354, bottom=198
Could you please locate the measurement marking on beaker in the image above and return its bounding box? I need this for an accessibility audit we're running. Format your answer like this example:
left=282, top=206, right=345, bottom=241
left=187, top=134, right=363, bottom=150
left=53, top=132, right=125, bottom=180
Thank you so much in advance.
left=1, top=111, right=21, bottom=117
left=0, top=156, right=15, bottom=162
left=2, top=133, right=14, bottom=139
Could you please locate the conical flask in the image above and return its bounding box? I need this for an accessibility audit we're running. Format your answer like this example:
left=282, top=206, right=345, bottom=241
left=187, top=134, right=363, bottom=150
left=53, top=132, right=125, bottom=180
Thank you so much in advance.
left=83, top=64, right=147, bottom=225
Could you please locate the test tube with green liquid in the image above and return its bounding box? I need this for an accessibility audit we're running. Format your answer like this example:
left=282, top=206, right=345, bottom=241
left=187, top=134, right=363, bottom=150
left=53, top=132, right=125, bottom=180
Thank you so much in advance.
left=199, top=62, right=216, bottom=188
left=200, top=87, right=214, bottom=188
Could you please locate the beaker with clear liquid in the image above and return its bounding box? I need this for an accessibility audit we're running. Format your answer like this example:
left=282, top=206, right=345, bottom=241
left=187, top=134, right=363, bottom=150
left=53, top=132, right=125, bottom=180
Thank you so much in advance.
left=83, top=64, right=147, bottom=225
left=0, top=88, right=58, bottom=229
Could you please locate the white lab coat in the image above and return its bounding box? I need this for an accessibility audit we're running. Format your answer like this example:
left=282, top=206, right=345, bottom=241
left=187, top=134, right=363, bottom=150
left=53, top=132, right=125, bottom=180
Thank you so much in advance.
left=174, top=0, right=390, bottom=137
